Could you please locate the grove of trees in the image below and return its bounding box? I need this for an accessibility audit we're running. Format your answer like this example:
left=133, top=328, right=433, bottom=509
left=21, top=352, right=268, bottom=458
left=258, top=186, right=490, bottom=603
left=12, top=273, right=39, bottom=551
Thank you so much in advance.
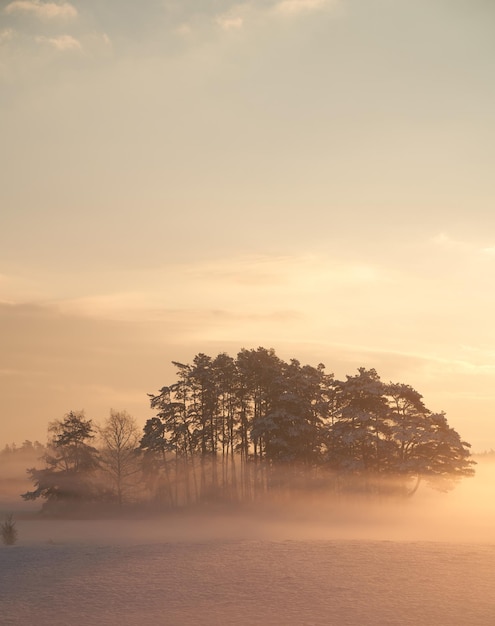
left=17, top=348, right=475, bottom=511
left=21, top=410, right=141, bottom=510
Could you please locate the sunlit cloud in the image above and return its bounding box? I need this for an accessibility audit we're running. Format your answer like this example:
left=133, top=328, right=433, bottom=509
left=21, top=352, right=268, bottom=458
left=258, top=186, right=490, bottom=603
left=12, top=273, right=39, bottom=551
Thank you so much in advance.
left=325, top=341, right=495, bottom=377
left=187, top=254, right=389, bottom=288
left=0, top=28, right=16, bottom=44
left=36, top=34, right=82, bottom=51
left=39, top=254, right=391, bottom=343
left=4, top=254, right=391, bottom=315
left=274, top=0, right=335, bottom=16
left=431, top=232, right=465, bottom=248
left=214, top=3, right=255, bottom=32
left=174, top=0, right=341, bottom=38
left=4, top=0, right=78, bottom=21
left=216, top=15, right=244, bottom=31
left=458, top=344, right=495, bottom=368
left=432, top=233, right=495, bottom=261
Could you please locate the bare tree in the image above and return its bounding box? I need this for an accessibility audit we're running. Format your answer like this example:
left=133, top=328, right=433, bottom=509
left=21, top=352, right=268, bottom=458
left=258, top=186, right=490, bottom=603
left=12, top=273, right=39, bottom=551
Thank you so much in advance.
left=99, top=410, right=141, bottom=506
left=1, top=514, right=18, bottom=545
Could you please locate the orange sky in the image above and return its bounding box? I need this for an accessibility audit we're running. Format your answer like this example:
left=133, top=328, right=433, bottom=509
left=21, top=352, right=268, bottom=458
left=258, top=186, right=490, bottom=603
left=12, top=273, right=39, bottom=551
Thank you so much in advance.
left=1, top=0, right=495, bottom=451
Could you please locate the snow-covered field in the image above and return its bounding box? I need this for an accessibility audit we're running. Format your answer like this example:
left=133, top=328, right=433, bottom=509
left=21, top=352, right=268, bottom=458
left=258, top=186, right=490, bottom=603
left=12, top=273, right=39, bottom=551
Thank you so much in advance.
left=2, top=463, right=495, bottom=625
left=1, top=528, right=495, bottom=625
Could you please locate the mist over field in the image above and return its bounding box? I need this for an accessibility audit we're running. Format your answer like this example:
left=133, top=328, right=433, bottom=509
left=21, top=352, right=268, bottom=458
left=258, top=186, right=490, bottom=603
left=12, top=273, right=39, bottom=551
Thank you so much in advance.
left=2, top=459, right=495, bottom=625
left=0, top=387, right=491, bottom=626
left=1, top=456, right=493, bottom=542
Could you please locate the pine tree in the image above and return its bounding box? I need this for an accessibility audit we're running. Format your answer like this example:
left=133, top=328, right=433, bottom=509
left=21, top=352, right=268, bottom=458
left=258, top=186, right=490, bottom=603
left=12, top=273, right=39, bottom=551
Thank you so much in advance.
left=22, top=411, right=100, bottom=507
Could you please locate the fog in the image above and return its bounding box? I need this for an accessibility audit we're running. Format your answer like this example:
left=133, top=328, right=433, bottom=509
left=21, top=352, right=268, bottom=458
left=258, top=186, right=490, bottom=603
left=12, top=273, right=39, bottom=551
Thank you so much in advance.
left=2, top=460, right=495, bottom=625
left=2, top=457, right=495, bottom=545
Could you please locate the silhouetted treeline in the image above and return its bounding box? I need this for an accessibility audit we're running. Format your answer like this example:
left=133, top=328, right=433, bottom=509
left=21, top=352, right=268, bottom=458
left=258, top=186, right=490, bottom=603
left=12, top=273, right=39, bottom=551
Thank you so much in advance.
left=1, top=440, right=45, bottom=459
left=19, top=348, right=475, bottom=512
left=141, top=348, right=474, bottom=504
left=0, top=440, right=47, bottom=500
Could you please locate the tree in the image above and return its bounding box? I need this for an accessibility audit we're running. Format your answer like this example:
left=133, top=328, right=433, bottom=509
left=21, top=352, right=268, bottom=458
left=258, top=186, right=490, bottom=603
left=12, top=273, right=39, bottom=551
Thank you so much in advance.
left=144, top=377, right=200, bottom=506
left=327, top=368, right=392, bottom=480
left=145, top=352, right=475, bottom=504
left=251, top=359, right=328, bottom=487
left=1, top=514, right=17, bottom=546
left=385, top=383, right=475, bottom=493
left=22, top=411, right=100, bottom=507
left=98, top=410, right=141, bottom=506
left=324, top=371, right=475, bottom=494
left=212, top=352, right=239, bottom=499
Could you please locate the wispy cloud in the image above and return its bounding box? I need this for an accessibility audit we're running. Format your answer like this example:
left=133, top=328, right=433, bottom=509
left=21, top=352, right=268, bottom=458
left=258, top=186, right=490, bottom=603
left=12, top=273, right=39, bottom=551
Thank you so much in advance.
left=3, top=253, right=391, bottom=311
left=4, top=0, right=77, bottom=21
left=188, top=254, right=389, bottom=289
left=36, top=34, right=82, bottom=51
left=39, top=254, right=390, bottom=329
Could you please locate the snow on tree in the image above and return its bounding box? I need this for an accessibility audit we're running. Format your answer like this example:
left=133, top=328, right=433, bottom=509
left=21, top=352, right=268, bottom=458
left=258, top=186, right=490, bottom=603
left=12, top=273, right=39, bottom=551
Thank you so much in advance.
left=145, top=352, right=475, bottom=501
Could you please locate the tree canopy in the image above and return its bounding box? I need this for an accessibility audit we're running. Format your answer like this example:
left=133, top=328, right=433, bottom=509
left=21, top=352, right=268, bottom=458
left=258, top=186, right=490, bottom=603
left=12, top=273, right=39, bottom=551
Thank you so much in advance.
left=20, top=348, right=475, bottom=510
left=141, top=348, right=474, bottom=504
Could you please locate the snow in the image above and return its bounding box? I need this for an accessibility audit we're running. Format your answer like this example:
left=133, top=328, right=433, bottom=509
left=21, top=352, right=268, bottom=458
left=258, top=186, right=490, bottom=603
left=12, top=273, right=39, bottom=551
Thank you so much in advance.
left=1, top=533, right=495, bottom=625
left=2, top=461, right=495, bottom=625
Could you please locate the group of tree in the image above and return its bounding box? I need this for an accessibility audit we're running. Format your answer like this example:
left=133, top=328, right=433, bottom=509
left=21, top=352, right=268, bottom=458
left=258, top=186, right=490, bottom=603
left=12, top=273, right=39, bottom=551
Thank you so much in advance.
left=19, top=347, right=475, bottom=511
left=1, top=440, right=45, bottom=461
left=21, top=410, right=141, bottom=510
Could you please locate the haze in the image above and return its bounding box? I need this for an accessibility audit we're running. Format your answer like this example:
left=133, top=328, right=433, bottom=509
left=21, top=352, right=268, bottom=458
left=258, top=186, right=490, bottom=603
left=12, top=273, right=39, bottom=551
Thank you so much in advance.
left=2, top=460, right=495, bottom=625
left=2, top=448, right=494, bottom=624
left=1, top=452, right=494, bottom=544
left=2, top=0, right=495, bottom=455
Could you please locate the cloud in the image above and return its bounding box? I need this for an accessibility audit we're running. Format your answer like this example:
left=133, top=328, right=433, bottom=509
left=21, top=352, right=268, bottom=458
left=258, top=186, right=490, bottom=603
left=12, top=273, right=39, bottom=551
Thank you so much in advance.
left=0, top=28, right=16, bottom=44
left=431, top=232, right=467, bottom=249
left=216, top=15, right=244, bottom=31
left=34, top=254, right=391, bottom=344
left=188, top=255, right=389, bottom=290
left=214, top=3, right=254, bottom=32
left=3, top=253, right=390, bottom=320
left=4, top=1, right=77, bottom=21
left=183, top=0, right=341, bottom=38
left=273, top=0, right=335, bottom=16
left=36, top=34, right=82, bottom=51
left=431, top=233, right=495, bottom=260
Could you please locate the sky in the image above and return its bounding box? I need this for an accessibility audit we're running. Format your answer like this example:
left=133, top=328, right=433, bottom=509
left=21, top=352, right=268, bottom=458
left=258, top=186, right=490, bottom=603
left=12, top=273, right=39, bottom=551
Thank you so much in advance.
left=1, top=0, right=495, bottom=451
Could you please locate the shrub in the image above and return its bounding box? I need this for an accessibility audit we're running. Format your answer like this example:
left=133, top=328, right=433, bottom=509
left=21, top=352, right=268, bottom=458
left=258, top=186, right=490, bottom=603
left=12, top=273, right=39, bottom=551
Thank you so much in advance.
left=1, top=513, right=18, bottom=546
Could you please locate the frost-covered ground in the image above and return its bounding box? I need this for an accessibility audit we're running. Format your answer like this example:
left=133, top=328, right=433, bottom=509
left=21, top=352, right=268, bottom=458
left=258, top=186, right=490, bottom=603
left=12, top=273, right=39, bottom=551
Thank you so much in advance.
left=1, top=529, right=495, bottom=626
left=2, top=463, right=495, bottom=625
